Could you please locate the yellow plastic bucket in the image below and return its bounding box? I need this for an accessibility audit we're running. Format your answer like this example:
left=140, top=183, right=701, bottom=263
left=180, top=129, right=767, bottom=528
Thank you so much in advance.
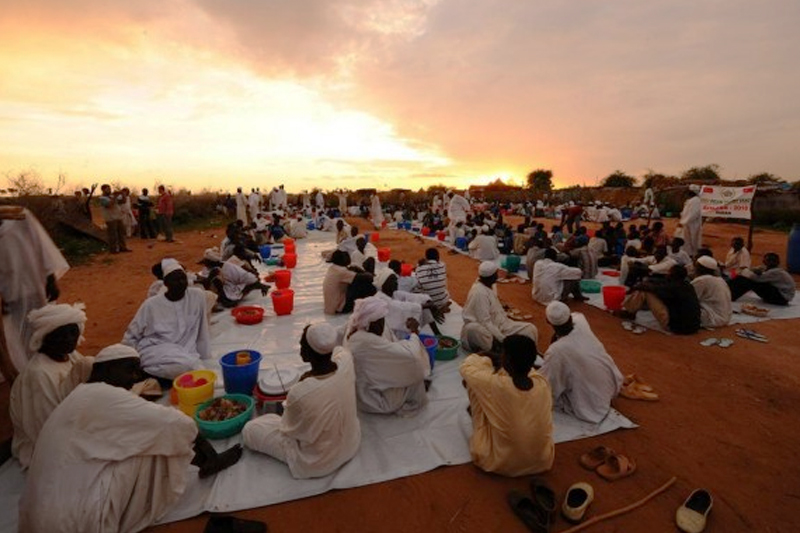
left=173, top=370, right=216, bottom=416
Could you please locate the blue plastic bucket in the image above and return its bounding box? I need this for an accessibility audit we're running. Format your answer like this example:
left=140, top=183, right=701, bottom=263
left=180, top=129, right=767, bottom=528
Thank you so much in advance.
left=418, top=334, right=438, bottom=370
left=259, top=245, right=271, bottom=259
left=220, top=350, right=262, bottom=395
left=455, top=237, right=468, bottom=250
left=307, top=221, right=316, bottom=230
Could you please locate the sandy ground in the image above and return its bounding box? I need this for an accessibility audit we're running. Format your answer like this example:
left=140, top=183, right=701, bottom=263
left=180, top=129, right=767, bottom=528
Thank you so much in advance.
left=2, top=217, right=799, bottom=533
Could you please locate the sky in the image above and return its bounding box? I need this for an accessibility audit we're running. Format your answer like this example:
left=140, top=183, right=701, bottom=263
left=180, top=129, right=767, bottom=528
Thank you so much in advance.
left=1, top=0, right=799, bottom=193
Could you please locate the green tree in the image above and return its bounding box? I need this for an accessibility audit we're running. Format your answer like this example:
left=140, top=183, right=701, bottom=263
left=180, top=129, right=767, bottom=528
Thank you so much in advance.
left=526, top=169, right=553, bottom=194
left=602, top=170, right=636, bottom=188
left=681, top=164, right=721, bottom=183
left=641, top=170, right=677, bottom=189
left=746, top=172, right=784, bottom=185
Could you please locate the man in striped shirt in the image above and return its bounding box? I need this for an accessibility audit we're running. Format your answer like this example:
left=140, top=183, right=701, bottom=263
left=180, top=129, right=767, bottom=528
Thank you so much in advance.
left=415, top=248, right=450, bottom=313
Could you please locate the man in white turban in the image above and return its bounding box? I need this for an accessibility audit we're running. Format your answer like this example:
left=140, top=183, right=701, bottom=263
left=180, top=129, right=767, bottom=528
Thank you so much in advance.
left=10, top=303, right=93, bottom=468
left=20, top=344, right=242, bottom=533
left=123, top=259, right=211, bottom=379
left=373, top=269, right=441, bottom=337
left=539, top=302, right=623, bottom=424
left=344, top=297, right=431, bottom=416
left=468, top=225, right=500, bottom=261
left=243, top=323, right=361, bottom=478
left=675, top=184, right=703, bottom=257
left=692, top=255, right=732, bottom=328
left=461, top=262, right=538, bottom=353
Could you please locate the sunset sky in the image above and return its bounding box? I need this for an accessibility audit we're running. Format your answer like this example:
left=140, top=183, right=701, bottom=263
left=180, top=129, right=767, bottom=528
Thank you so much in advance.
left=2, top=0, right=799, bottom=193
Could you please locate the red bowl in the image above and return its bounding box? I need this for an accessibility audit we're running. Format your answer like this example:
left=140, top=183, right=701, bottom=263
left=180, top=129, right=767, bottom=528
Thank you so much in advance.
left=601, top=270, right=621, bottom=277
left=231, top=306, right=265, bottom=325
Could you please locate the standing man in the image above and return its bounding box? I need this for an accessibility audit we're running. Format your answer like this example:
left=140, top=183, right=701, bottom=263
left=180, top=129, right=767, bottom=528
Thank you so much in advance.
left=675, top=184, right=702, bottom=257
left=235, top=187, right=247, bottom=223
left=315, top=189, right=325, bottom=210
left=137, top=188, right=156, bottom=239
left=99, top=184, right=130, bottom=254
left=370, top=193, right=384, bottom=229
left=336, top=190, right=348, bottom=215
left=447, top=190, right=471, bottom=245
left=157, top=185, right=174, bottom=243
left=248, top=187, right=261, bottom=222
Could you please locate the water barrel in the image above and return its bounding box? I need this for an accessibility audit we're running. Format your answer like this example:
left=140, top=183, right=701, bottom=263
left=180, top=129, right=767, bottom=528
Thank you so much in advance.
left=788, top=223, right=800, bottom=273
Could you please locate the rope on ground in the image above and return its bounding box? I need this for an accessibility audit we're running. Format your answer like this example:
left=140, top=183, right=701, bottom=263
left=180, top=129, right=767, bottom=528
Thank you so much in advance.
left=558, top=476, right=677, bottom=533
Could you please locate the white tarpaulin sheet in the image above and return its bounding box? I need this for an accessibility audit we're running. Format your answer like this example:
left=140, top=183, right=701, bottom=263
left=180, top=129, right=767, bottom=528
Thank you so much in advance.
left=700, top=185, right=757, bottom=220
left=0, top=230, right=635, bottom=532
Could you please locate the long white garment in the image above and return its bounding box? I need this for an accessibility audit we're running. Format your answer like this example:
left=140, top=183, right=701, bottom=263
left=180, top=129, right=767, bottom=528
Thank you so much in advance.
left=539, top=313, right=624, bottom=424
left=375, top=291, right=428, bottom=337
left=302, top=193, right=311, bottom=209
left=277, top=188, right=288, bottom=208
left=242, top=347, right=361, bottom=479
left=370, top=195, right=384, bottom=228
left=288, top=219, right=308, bottom=239
left=724, top=247, right=751, bottom=270
left=316, top=191, right=325, bottom=209
left=337, top=193, right=348, bottom=213
left=10, top=351, right=93, bottom=469
left=235, top=192, right=248, bottom=222
left=461, top=281, right=538, bottom=352
left=0, top=209, right=70, bottom=374
left=531, top=259, right=582, bottom=304
left=345, top=329, right=430, bottom=416
left=448, top=194, right=470, bottom=223
left=19, top=382, right=198, bottom=533
left=677, top=196, right=703, bottom=256
left=468, top=235, right=500, bottom=261
left=120, top=196, right=136, bottom=236
left=221, top=260, right=258, bottom=301
left=122, top=288, right=211, bottom=379
left=691, top=275, right=732, bottom=327
left=248, top=192, right=261, bottom=218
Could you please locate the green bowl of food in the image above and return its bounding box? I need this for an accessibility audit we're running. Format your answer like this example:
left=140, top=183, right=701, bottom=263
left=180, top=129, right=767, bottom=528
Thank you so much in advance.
left=193, top=394, right=254, bottom=440
left=435, top=335, right=461, bottom=361
left=580, top=280, right=602, bottom=294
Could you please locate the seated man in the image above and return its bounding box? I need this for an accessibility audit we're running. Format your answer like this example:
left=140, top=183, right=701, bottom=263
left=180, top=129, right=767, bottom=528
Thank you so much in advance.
left=460, top=335, right=554, bottom=476
left=462, top=262, right=538, bottom=353
left=668, top=237, right=692, bottom=267
left=123, top=259, right=211, bottom=379
left=468, top=226, right=500, bottom=261
left=350, top=236, right=378, bottom=273
left=287, top=214, right=308, bottom=239
left=374, top=269, right=443, bottom=336
left=344, top=297, right=430, bottom=416
left=19, top=344, right=241, bottom=533
left=531, top=248, right=586, bottom=305
left=243, top=323, right=360, bottom=479
left=388, top=259, right=419, bottom=293
left=211, top=252, right=270, bottom=308
left=415, top=248, right=450, bottom=313
left=727, top=252, right=796, bottom=306
left=618, top=264, right=701, bottom=335
left=723, top=237, right=751, bottom=274
left=691, top=256, right=732, bottom=328
left=524, top=237, right=548, bottom=281
left=323, top=250, right=376, bottom=314
left=539, top=302, right=623, bottom=424
left=10, top=303, right=93, bottom=469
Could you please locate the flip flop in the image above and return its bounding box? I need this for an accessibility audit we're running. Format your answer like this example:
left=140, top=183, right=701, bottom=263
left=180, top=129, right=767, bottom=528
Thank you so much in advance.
left=620, top=383, right=659, bottom=401
left=596, top=453, right=637, bottom=481
left=631, top=325, right=647, bottom=334
left=623, top=374, right=655, bottom=392
left=718, top=338, right=734, bottom=348
left=699, top=338, right=719, bottom=347
left=735, top=329, right=769, bottom=343
left=579, top=445, right=615, bottom=470
left=622, top=321, right=634, bottom=332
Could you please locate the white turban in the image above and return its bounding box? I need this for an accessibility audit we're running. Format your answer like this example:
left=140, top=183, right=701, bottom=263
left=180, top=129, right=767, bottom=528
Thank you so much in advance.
left=697, top=255, right=718, bottom=270
left=546, top=301, right=572, bottom=326
left=481, top=225, right=490, bottom=233
left=478, top=261, right=498, bottom=278
left=95, top=343, right=140, bottom=363
left=161, top=258, right=183, bottom=277
left=689, top=184, right=701, bottom=193
left=350, top=296, right=389, bottom=332
left=373, top=269, right=396, bottom=290
left=203, top=248, right=222, bottom=262
left=306, top=323, right=338, bottom=354
left=27, top=303, right=88, bottom=352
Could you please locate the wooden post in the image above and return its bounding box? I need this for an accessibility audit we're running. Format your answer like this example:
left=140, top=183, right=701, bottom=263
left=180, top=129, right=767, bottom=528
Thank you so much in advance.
left=747, top=213, right=755, bottom=252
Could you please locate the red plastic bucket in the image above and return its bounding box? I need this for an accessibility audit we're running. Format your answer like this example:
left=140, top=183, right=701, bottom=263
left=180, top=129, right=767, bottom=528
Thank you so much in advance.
left=282, top=237, right=295, bottom=245
left=602, top=286, right=626, bottom=311
left=282, top=253, right=297, bottom=268
left=284, top=242, right=296, bottom=254
left=421, top=227, right=431, bottom=236
left=274, top=269, right=291, bottom=289
left=271, top=289, right=294, bottom=316
left=378, top=247, right=391, bottom=262
left=400, top=263, right=413, bottom=276
left=370, top=232, right=380, bottom=242
left=437, top=231, right=446, bottom=241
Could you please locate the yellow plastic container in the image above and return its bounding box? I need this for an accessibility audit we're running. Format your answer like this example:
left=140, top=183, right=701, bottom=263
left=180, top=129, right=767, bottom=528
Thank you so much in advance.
left=173, top=370, right=216, bottom=416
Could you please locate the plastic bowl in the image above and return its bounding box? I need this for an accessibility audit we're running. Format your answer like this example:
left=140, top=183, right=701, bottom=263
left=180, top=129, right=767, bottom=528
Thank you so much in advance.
left=580, top=280, right=602, bottom=293
left=231, top=306, right=265, bottom=325
left=601, top=270, right=621, bottom=277
left=435, top=335, right=460, bottom=361
left=193, top=394, right=255, bottom=440
left=173, top=370, right=216, bottom=416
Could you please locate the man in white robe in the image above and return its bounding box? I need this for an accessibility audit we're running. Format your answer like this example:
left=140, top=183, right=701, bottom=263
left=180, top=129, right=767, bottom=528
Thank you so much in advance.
left=539, top=302, right=623, bottom=424
left=531, top=248, right=585, bottom=305
left=248, top=188, right=261, bottom=221
left=288, top=215, right=309, bottom=239
left=676, top=185, right=703, bottom=257
left=243, top=323, right=361, bottom=479
left=123, top=259, right=211, bottom=379
left=20, top=344, right=242, bottom=533
left=10, top=303, right=92, bottom=469
left=692, top=256, right=732, bottom=327
left=344, top=297, right=430, bottom=416
left=0, top=206, right=70, bottom=381
left=336, top=191, right=348, bottom=214
left=370, top=193, right=384, bottom=229
left=468, top=226, right=500, bottom=261
left=447, top=191, right=471, bottom=245
left=373, top=269, right=437, bottom=337
left=461, top=262, right=538, bottom=353
left=315, top=190, right=325, bottom=210
left=724, top=237, right=751, bottom=273
left=235, top=187, right=248, bottom=223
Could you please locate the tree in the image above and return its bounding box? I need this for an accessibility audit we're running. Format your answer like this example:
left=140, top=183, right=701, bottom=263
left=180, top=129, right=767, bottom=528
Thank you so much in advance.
left=5, top=170, right=45, bottom=196
left=681, top=164, right=721, bottom=183
left=602, top=170, right=636, bottom=188
left=746, top=172, right=784, bottom=185
left=526, top=169, right=553, bottom=194
left=641, top=170, right=678, bottom=190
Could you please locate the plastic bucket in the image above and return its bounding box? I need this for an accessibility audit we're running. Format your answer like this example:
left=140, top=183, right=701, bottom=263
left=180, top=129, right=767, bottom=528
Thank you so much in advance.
left=274, top=269, right=291, bottom=289
left=307, top=221, right=316, bottom=230
left=271, top=289, right=294, bottom=316
left=421, top=227, right=431, bottom=236
left=219, top=350, right=262, bottom=395
left=455, top=237, right=467, bottom=250
left=400, top=263, right=413, bottom=276
left=259, top=245, right=271, bottom=259
left=602, top=286, right=627, bottom=311
left=282, top=237, right=295, bottom=245
left=284, top=242, right=296, bottom=254
left=437, top=231, right=446, bottom=241
left=503, top=254, right=521, bottom=273
left=282, top=253, right=297, bottom=268
left=173, top=370, right=216, bottom=416
left=418, top=333, right=438, bottom=370
left=370, top=232, right=380, bottom=242
left=378, top=247, right=391, bottom=262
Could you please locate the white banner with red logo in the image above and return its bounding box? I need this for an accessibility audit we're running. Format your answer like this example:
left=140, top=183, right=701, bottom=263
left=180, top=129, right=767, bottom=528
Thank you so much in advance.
left=699, top=185, right=757, bottom=220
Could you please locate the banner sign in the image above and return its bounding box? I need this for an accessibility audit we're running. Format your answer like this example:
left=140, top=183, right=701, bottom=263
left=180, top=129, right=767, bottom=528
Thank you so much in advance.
left=699, top=185, right=756, bottom=220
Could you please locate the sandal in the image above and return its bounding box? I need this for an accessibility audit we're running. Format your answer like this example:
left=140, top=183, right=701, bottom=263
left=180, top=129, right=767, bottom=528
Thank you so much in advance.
left=596, top=453, right=637, bottom=481
left=623, top=374, right=654, bottom=392
left=579, top=445, right=615, bottom=470
left=717, top=338, right=734, bottom=348
left=508, top=490, right=551, bottom=533
left=699, top=338, right=719, bottom=347
left=619, top=383, right=659, bottom=401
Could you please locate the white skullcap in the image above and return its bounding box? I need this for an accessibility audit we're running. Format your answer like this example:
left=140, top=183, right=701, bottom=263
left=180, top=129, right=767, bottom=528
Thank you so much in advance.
left=689, top=184, right=701, bottom=193
left=161, top=258, right=183, bottom=276
left=482, top=225, right=490, bottom=233
left=203, top=248, right=222, bottom=262
left=697, top=255, right=718, bottom=270
left=546, top=301, right=572, bottom=326
left=306, top=323, right=338, bottom=354
left=373, top=269, right=396, bottom=290
left=95, top=343, right=140, bottom=363
left=478, top=261, right=498, bottom=277
left=27, top=303, right=87, bottom=352
left=350, top=296, right=389, bottom=332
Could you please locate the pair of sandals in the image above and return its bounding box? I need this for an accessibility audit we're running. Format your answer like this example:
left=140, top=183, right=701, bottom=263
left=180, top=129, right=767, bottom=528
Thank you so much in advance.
left=619, top=374, right=659, bottom=401
left=621, top=321, right=646, bottom=334
left=735, top=328, right=768, bottom=343
left=508, top=479, right=595, bottom=532
left=699, top=337, right=734, bottom=348
left=580, top=445, right=637, bottom=481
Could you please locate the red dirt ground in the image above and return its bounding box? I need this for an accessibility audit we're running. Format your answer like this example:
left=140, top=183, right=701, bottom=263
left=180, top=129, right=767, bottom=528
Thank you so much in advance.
left=2, top=217, right=798, bottom=533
